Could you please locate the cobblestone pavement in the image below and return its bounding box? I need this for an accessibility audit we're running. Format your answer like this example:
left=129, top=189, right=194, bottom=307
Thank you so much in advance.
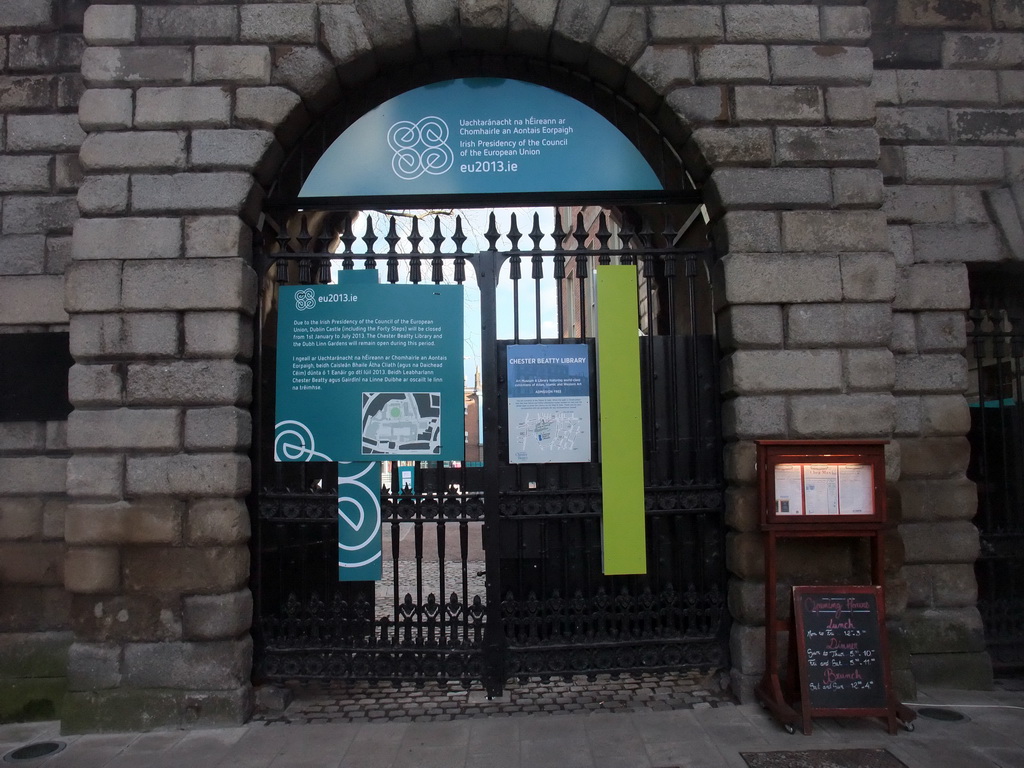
left=255, top=669, right=734, bottom=725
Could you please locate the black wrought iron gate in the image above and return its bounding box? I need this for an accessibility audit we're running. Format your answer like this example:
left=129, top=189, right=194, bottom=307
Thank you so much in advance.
left=251, top=203, right=728, bottom=693
left=968, top=273, right=1024, bottom=672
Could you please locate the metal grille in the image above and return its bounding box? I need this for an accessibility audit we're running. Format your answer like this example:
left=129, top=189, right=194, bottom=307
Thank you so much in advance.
left=252, top=204, right=727, bottom=693
left=967, top=296, right=1024, bottom=672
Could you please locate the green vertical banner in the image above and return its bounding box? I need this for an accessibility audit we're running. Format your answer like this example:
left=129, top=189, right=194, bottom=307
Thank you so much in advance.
left=596, top=266, right=647, bottom=575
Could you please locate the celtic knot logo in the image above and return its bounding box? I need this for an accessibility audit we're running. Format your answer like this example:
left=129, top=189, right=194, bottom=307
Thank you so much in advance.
left=294, top=288, right=316, bottom=311
left=387, top=116, right=454, bottom=180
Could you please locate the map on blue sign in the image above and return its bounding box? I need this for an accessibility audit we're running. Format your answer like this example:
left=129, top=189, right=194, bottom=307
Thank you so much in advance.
left=275, top=280, right=464, bottom=463
left=506, top=343, right=592, bottom=464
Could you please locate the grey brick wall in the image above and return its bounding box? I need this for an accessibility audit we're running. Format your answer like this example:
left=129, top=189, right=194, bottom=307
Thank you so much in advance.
left=59, top=1, right=261, bottom=731
left=0, top=0, right=82, bottom=725
left=874, top=0, right=1024, bottom=690
left=0, top=0, right=1016, bottom=732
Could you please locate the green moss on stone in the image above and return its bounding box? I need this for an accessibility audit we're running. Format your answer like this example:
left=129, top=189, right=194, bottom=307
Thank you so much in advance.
left=905, top=610, right=986, bottom=655
left=61, top=690, right=180, bottom=734
left=910, top=651, right=994, bottom=689
left=0, top=679, right=66, bottom=723
left=0, top=633, right=72, bottom=679
left=61, top=686, right=251, bottom=734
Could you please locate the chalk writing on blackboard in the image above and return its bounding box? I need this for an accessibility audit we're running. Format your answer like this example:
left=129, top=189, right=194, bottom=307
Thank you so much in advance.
left=794, top=586, right=888, bottom=710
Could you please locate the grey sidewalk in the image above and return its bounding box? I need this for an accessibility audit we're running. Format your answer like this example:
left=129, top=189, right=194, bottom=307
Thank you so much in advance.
left=2, top=686, right=1023, bottom=768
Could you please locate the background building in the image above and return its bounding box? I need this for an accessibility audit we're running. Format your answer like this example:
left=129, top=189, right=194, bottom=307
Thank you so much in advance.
left=0, top=0, right=1022, bottom=732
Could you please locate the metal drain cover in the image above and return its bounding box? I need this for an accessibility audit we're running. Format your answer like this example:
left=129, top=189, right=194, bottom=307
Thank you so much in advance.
left=741, top=749, right=908, bottom=768
left=3, top=742, right=66, bottom=762
left=916, top=706, right=967, bottom=722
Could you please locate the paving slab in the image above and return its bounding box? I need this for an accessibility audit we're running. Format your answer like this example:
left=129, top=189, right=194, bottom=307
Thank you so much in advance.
left=268, top=723, right=361, bottom=768
left=213, top=724, right=289, bottom=768
left=978, top=746, right=1024, bottom=768
left=29, top=733, right=132, bottom=768
left=467, top=715, right=520, bottom=751
left=0, top=721, right=57, bottom=753
left=517, top=712, right=588, bottom=741
left=399, top=743, right=471, bottom=768
left=1, top=685, right=1022, bottom=768
left=102, top=729, right=187, bottom=762
left=644, top=737, right=727, bottom=767
left=886, top=739, right=1004, bottom=768
left=592, top=753, right=653, bottom=768
left=521, top=735, right=594, bottom=768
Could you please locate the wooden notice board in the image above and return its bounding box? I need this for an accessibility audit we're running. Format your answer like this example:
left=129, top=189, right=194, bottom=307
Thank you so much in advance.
left=792, top=585, right=910, bottom=734
left=754, top=441, right=915, bottom=735
left=759, top=441, right=887, bottom=527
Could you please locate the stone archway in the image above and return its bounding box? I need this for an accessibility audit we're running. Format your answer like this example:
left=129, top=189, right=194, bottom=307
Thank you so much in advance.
left=65, top=0, right=894, bottom=731
left=251, top=56, right=727, bottom=693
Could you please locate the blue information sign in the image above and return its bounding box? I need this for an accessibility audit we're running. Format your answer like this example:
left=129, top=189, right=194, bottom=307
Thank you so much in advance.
left=275, top=280, right=465, bottom=463
left=300, top=78, right=663, bottom=198
left=506, top=343, right=592, bottom=464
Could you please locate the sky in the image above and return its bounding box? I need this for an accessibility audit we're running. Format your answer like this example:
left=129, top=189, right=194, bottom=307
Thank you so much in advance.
left=330, top=207, right=562, bottom=387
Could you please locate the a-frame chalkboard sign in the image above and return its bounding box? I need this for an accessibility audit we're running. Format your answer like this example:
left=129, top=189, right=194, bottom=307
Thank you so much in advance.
left=793, top=585, right=912, bottom=734
left=754, top=441, right=917, bottom=735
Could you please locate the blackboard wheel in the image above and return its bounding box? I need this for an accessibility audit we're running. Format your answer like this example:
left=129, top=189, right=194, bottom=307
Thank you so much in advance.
left=784, top=723, right=796, bottom=734
left=902, top=721, right=915, bottom=732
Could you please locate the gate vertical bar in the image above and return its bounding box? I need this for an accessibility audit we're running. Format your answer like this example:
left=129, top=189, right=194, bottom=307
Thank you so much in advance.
left=477, top=245, right=506, bottom=696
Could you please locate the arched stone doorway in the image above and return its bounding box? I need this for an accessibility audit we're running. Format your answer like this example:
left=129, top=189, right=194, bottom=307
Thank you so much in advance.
left=62, top=1, right=902, bottom=731
left=250, top=58, right=727, bottom=696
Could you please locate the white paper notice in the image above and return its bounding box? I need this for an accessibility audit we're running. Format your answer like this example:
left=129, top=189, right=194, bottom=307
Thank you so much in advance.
left=838, top=464, right=874, bottom=515
left=803, top=464, right=840, bottom=515
left=774, top=464, right=804, bottom=515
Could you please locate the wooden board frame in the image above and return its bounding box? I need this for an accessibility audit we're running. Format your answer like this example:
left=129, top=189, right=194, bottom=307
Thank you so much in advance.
left=758, top=440, right=887, bottom=527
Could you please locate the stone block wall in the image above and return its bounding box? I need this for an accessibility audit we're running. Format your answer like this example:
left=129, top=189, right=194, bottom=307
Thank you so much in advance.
left=873, top=0, right=1024, bottom=688
left=0, top=0, right=85, bottom=723
left=688, top=4, right=902, bottom=700
left=62, top=2, right=262, bottom=732
left=63, top=0, right=902, bottom=727
left=0, top=0, right=1013, bottom=731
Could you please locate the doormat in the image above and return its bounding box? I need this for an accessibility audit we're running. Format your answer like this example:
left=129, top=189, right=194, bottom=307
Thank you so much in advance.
left=740, top=749, right=908, bottom=768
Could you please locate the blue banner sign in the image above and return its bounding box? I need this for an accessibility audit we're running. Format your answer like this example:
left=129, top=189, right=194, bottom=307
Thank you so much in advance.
left=506, top=343, right=592, bottom=464
left=275, top=280, right=465, bottom=463
left=299, top=78, right=663, bottom=198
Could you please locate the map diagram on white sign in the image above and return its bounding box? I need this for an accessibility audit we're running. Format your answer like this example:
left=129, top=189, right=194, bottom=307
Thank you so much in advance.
left=514, top=410, right=587, bottom=461
left=362, top=392, right=441, bottom=456
left=506, top=343, right=592, bottom=464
